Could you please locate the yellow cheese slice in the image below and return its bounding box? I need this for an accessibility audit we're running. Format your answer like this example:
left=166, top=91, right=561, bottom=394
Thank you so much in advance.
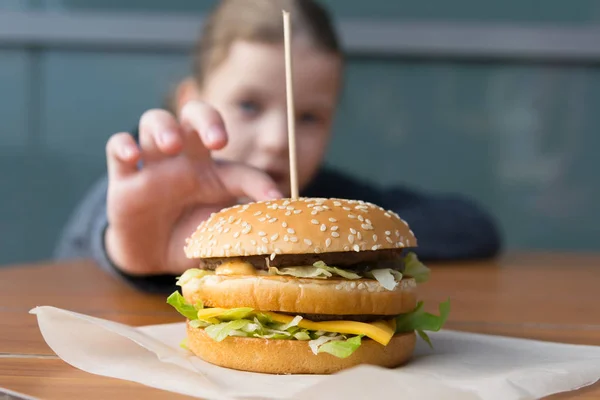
left=263, top=311, right=395, bottom=345
left=196, top=307, right=396, bottom=346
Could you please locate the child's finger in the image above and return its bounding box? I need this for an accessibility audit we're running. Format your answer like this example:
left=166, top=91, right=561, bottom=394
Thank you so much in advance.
left=138, top=109, right=184, bottom=164
left=179, top=100, right=228, bottom=159
left=216, top=162, right=284, bottom=202
left=106, top=132, right=140, bottom=180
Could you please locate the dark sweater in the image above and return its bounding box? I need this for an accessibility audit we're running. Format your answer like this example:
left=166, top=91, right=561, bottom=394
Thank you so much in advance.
left=54, top=159, right=502, bottom=294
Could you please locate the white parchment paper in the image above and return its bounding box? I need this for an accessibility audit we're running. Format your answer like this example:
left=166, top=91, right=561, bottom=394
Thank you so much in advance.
left=30, top=306, right=600, bottom=400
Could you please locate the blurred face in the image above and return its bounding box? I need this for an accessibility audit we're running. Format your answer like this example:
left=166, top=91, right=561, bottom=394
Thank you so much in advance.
left=197, top=40, right=342, bottom=196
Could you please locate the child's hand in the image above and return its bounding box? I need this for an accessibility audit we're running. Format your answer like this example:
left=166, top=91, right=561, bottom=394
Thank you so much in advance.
left=104, top=101, right=282, bottom=275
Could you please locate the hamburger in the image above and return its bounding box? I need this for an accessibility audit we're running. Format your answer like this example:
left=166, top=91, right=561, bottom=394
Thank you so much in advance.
left=167, top=197, right=449, bottom=374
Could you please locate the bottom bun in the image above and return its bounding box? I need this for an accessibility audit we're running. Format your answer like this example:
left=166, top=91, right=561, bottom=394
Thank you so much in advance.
left=186, top=322, right=416, bottom=374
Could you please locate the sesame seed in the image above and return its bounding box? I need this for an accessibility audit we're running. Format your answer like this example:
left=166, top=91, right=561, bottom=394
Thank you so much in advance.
left=358, top=283, right=366, bottom=290
left=373, top=234, right=378, bottom=242
left=274, top=248, right=282, bottom=254
left=268, top=218, right=277, bottom=223
left=350, top=282, right=357, bottom=289
left=304, top=238, right=312, bottom=246
left=258, top=231, right=266, bottom=237
left=326, top=238, right=332, bottom=248
left=386, top=237, right=393, bottom=243
left=331, top=231, right=340, bottom=238
left=314, top=247, right=322, bottom=253
left=343, top=207, right=351, bottom=211
left=270, top=253, right=276, bottom=261
left=333, top=201, right=342, bottom=207
left=384, top=212, right=391, bottom=218
left=261, top=245, right=268, bottom=253
left=261, top=237, right=269, bottom=243
left=282, top=222, right=288, bottom=228
left=348, top=235, right=355, bottom=243
left=287, top=228, right=295, bottom=234
left=357, top=232, right=362, bottom=240
left=311, top=210, right=318, bottom=215
left=366, top=219, right=372, bottom=225
left=294, top=210, right=302, bottom=214
left=311, top=219, right=319, bottom=225
left=283, top=200, right=290, bottom=206
left=285, top=211, right=292, bottom=216
left=254, top=211, right=262, bottom=216
left=350, top=228, right=357, bottom=235
left=251, top=239, right=257, bottom=246
left=284, top=235, right=290, bottom=242
left=223, top=243, right=231, bottom=250
left=385, top=231, right=391, bottom=236
left=258, top=217, right=266, bottom=222
left=233, top=232, right=240, bottom=238
left=344, top=245, right=350, bottom=251
left=286, top=206, right=294, bottom=210
left=395, top=230, right=400, bottom=237
left=348, top=214, right=356, bottom=219
left=242, top=221, right=248, bottom=227
left=320, top=224, right=326, bottom=232
left=271, top=233, right=279, bottom=241
left=290, top=236, right=298, bottom=243
left=228, top=216, right=235, bottom=223
left=396, top=242, right=404, bottom=248
left=223, top=227, right=230, bottom=233
left=329, top=218, right=337, bottom=222
left=331, top=226, right=339, bottom=231
left=358, top=215, right=365, bottom=222
left=279, top=205, right=286, bottom=210
left=242, top=226, right=251, bottom=234
left=371, top=245, right=379, bottom=251
left=361, top=224, right=373, bottom=230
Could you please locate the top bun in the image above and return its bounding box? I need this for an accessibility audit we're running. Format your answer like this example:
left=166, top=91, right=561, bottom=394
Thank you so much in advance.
left=184, top=198, right=417, bottom=260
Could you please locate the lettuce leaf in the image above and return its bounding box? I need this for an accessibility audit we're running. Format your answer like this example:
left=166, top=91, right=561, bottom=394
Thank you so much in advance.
left=217, top=307, right=254, bottom=321
left=308, top=335, right=341, bottom=354
left=395, top=299, right=450, bottom=347
left=205, top=319, right=252, bottom=342
left=176, top=268, right=213, bottom=286
left=403, top=252, right=430, bottom=283
left=166, top=291, right=201, bottom=320
left=317, top=335, right=363, bottom=358
left=268, top=261, right=361, bottom=280
left=313, top=261, right=361, bottom=279
left=365, top=268, right=403, bottom=290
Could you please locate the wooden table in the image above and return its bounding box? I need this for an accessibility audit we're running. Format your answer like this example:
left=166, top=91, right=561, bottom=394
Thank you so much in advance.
left=0, top=253, right=599, bottom=399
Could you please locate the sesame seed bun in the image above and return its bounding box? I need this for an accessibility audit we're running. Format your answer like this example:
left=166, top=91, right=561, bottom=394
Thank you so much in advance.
left=184, top=197, right=417, bottom=260
left=186, top=322, right=416, bottom=374
left=181, top=274, right=418, bottom=315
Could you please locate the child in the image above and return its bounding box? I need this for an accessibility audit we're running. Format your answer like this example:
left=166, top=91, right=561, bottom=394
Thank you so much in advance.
left=54, top=0, right=501, bottom=293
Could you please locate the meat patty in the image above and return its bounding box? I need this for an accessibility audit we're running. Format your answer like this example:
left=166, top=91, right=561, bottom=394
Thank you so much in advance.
left=280, top=312, right=396, bottom=322
left=199, top=249, right=406, bottom=271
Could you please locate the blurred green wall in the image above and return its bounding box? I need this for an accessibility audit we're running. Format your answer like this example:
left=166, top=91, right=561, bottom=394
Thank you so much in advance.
left=1, top=0, right=599, bottom=266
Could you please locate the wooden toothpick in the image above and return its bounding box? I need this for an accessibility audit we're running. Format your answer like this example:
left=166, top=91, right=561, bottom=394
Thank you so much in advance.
left=283, top=10, right=299, bottom=199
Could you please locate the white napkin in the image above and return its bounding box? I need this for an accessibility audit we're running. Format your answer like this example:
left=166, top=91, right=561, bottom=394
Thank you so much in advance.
left=30, top=306, right=600, bottom=400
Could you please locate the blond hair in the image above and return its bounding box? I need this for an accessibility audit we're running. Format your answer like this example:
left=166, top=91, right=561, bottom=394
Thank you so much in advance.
left=193, top=0, right=341, bottom=87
